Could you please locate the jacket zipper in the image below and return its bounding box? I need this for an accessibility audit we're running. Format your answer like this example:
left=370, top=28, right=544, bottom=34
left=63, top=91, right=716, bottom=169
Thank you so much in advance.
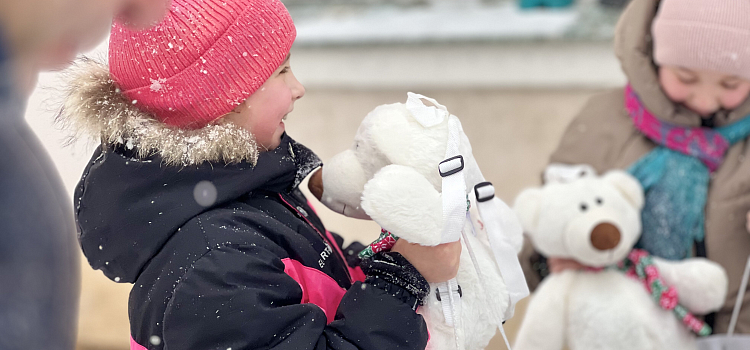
left=278, top=193, right=353, bottom=284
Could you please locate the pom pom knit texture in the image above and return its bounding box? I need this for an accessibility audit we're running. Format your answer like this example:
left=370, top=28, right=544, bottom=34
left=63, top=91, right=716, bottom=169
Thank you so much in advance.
left=109, top=0, right=296, bottom=128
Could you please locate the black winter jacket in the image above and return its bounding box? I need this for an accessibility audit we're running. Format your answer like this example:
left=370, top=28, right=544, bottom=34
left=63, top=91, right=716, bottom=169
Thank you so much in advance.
left=75, top=134, right=429, bottom=350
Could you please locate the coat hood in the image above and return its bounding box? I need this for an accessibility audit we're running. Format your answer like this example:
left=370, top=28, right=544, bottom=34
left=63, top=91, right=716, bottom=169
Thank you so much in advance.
left=615, top=0, right=750, bottom=127
left=62, top=60, right=323, bottom=283
left=74, top=135, right=321, bottom=283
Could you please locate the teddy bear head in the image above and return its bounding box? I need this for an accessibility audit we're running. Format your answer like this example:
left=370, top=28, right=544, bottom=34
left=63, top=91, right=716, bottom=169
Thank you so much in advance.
left=311, top=96, right=483, bottom=220
left=513, top=171, right=644, bottom=267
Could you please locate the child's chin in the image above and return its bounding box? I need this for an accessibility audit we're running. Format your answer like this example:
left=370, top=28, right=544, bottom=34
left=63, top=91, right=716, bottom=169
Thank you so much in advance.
left=261, top=136, right=283, bottom=151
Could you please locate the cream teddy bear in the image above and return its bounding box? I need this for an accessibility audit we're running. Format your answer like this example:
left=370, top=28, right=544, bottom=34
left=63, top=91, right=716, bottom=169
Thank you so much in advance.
left=309, top=93, right=528, bottom=350
left=513, top=171, right=728, bottom=350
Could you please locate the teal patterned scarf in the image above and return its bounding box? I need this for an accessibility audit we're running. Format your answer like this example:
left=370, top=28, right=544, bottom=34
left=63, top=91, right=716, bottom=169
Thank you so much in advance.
left=625, top=85, right=750, bottom=259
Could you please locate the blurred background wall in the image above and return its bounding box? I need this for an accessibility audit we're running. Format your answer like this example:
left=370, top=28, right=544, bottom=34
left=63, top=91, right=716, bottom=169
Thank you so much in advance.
left=24, top=0, right=629, bottom=349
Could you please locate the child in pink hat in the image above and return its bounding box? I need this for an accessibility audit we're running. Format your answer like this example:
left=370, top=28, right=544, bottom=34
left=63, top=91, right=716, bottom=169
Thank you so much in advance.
left=522, top=0, right=750, bottom=337
left=60, top=1, right=459, bottom=349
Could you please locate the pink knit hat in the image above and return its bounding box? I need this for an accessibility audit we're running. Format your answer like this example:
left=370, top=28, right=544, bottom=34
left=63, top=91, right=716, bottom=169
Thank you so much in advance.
left=652, top=0, right=750, bottom=81
left=109, top=0, right=296, bottom=128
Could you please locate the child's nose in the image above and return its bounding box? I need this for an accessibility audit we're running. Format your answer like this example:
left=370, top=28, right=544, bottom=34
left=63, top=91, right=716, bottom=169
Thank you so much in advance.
left=291, top=75, right=305, bottom=100
left=691, top=94, right=720, bottom=116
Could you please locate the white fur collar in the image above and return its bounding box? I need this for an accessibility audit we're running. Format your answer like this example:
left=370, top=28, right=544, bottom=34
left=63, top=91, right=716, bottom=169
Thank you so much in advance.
left=58, top=59, right=259, bottom=166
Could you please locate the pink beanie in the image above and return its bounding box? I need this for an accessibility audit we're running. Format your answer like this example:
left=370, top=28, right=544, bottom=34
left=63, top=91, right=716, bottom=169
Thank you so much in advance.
left=652, top=0, right=750, bottom=81
left=109, top=0, right=296, bottom=128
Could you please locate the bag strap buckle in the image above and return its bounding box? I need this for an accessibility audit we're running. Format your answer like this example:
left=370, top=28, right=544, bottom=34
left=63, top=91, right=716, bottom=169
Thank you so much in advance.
left=439, top=155, right=464, bottom=177
left=474, top=182, right=496, bottom=203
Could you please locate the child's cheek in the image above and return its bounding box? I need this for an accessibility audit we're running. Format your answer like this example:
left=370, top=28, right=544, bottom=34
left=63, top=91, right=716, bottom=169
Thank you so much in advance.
left=720, top=86, right=750, bottom=110
left=264, top=83, right=293, bottom=119
left=660, top=75, right=691, bottom=103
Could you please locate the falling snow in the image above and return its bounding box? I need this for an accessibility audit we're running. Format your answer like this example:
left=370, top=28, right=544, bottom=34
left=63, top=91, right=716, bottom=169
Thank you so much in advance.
left=150, top=336, right=162, bottom=346
left=150, top=78, right=167, bottom=92
left=194, top=181, right=219, bottom=207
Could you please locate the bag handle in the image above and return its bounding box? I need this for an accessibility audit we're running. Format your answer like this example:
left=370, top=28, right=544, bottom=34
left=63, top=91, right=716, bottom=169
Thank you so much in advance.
left=405, top=92, right=449, bottom=128
left=728, top=255, right=750, bottom=336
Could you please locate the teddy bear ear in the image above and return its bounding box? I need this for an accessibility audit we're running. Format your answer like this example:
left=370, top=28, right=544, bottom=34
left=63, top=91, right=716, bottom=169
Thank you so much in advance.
left=602, top=170, right=644, bottom=210
left=513, top=188, right=543, bottom=234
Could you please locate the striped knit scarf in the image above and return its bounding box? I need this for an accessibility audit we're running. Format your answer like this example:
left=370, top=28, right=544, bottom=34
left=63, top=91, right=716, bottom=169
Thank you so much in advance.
left=625, top=85, right=750, bottom=259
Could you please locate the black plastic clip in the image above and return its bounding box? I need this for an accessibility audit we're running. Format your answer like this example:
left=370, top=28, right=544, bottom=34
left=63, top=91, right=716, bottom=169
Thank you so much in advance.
left=439, top=155, right=464, bottom=177
left=474, top=182, right=496, bottom=203
left=435, top=284, right=463, bottom=301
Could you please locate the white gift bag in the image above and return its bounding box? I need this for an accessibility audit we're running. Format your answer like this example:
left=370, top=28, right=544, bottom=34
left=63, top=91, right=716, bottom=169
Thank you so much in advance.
left=697, top=256, right=750, bottom=350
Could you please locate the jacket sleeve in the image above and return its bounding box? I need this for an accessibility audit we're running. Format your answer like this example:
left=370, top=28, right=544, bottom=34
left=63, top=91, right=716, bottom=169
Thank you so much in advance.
left=162, top=244, right=429, bottom=350
left=327, top=231, right=367, bottom=268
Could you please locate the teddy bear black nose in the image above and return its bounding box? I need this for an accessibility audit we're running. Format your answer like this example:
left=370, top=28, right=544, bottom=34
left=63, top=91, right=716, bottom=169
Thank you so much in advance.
left=590, top=223, right=621, bottom=251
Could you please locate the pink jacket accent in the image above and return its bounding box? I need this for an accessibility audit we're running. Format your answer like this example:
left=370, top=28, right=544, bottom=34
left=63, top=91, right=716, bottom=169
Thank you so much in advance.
left=131, top=335, right=148, bottom=350
left=282, top=258, right=346, bottom=324
left=304, top=199, right=367, bottom=283
left=130, top=258, right=357, bottom=350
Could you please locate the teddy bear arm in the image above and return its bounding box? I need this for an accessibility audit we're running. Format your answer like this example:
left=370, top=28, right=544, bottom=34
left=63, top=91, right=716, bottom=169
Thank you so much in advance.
left=653, top=257, right=728, bottom=314
left=361, top=164, right=444, bottom=246
left=513, top=272, right=574, bottom=350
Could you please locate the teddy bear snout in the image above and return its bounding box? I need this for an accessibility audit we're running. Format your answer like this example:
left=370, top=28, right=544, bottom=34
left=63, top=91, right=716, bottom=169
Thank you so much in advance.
left=590, top=223, right=621, bottom=251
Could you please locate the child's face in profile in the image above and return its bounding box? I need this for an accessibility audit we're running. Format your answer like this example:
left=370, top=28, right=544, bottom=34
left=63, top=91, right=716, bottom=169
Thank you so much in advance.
left=224, top=55, right=305, bottom=151
left=659, top=65, right=750, bottom=118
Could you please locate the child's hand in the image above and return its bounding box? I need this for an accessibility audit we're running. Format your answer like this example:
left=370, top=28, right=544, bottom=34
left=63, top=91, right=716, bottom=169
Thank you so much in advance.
left=547, top=257, right=586, bottom=274
left=392, top=239, right=462, bottom=283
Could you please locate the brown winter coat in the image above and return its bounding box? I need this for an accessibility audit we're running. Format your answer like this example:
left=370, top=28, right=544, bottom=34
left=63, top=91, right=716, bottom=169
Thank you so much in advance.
left=531, top=0, right=750, bottom=334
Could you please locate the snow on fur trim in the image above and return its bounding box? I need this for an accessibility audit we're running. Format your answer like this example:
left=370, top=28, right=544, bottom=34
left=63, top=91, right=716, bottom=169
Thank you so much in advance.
left=57, top=59, right=259, bottom=166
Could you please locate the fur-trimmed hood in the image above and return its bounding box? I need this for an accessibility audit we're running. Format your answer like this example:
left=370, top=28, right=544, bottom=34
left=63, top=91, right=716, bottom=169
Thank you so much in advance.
left=59, top=59, right=259, bottom=166
left=64, top=61, right=325, bottom=284
left=75, top=133, right=322, bottom=283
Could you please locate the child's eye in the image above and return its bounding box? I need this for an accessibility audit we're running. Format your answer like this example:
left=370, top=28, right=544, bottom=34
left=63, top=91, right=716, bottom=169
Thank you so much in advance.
left=677, top=75, right=698, bottom=85
left=722, top=81, right=740, bottom=90
left=675, top=69, right=698, bottom=84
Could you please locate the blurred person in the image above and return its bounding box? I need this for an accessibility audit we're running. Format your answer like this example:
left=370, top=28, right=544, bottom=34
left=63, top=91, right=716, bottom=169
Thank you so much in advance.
left=0, top=0, right=169, bottom=349
left=522, top=0, right=750, bottom=335
left=58, top=0, right=460, bottom=349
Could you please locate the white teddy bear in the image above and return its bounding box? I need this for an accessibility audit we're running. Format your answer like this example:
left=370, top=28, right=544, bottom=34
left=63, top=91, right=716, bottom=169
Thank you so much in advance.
left=512, top=170, right=728, bottom=350
left=308, top=93, right=529, bottom=350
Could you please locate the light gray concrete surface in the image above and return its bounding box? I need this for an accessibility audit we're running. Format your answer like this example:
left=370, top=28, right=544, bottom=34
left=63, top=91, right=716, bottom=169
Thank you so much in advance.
left=291, top=42, right=625, bottom=90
